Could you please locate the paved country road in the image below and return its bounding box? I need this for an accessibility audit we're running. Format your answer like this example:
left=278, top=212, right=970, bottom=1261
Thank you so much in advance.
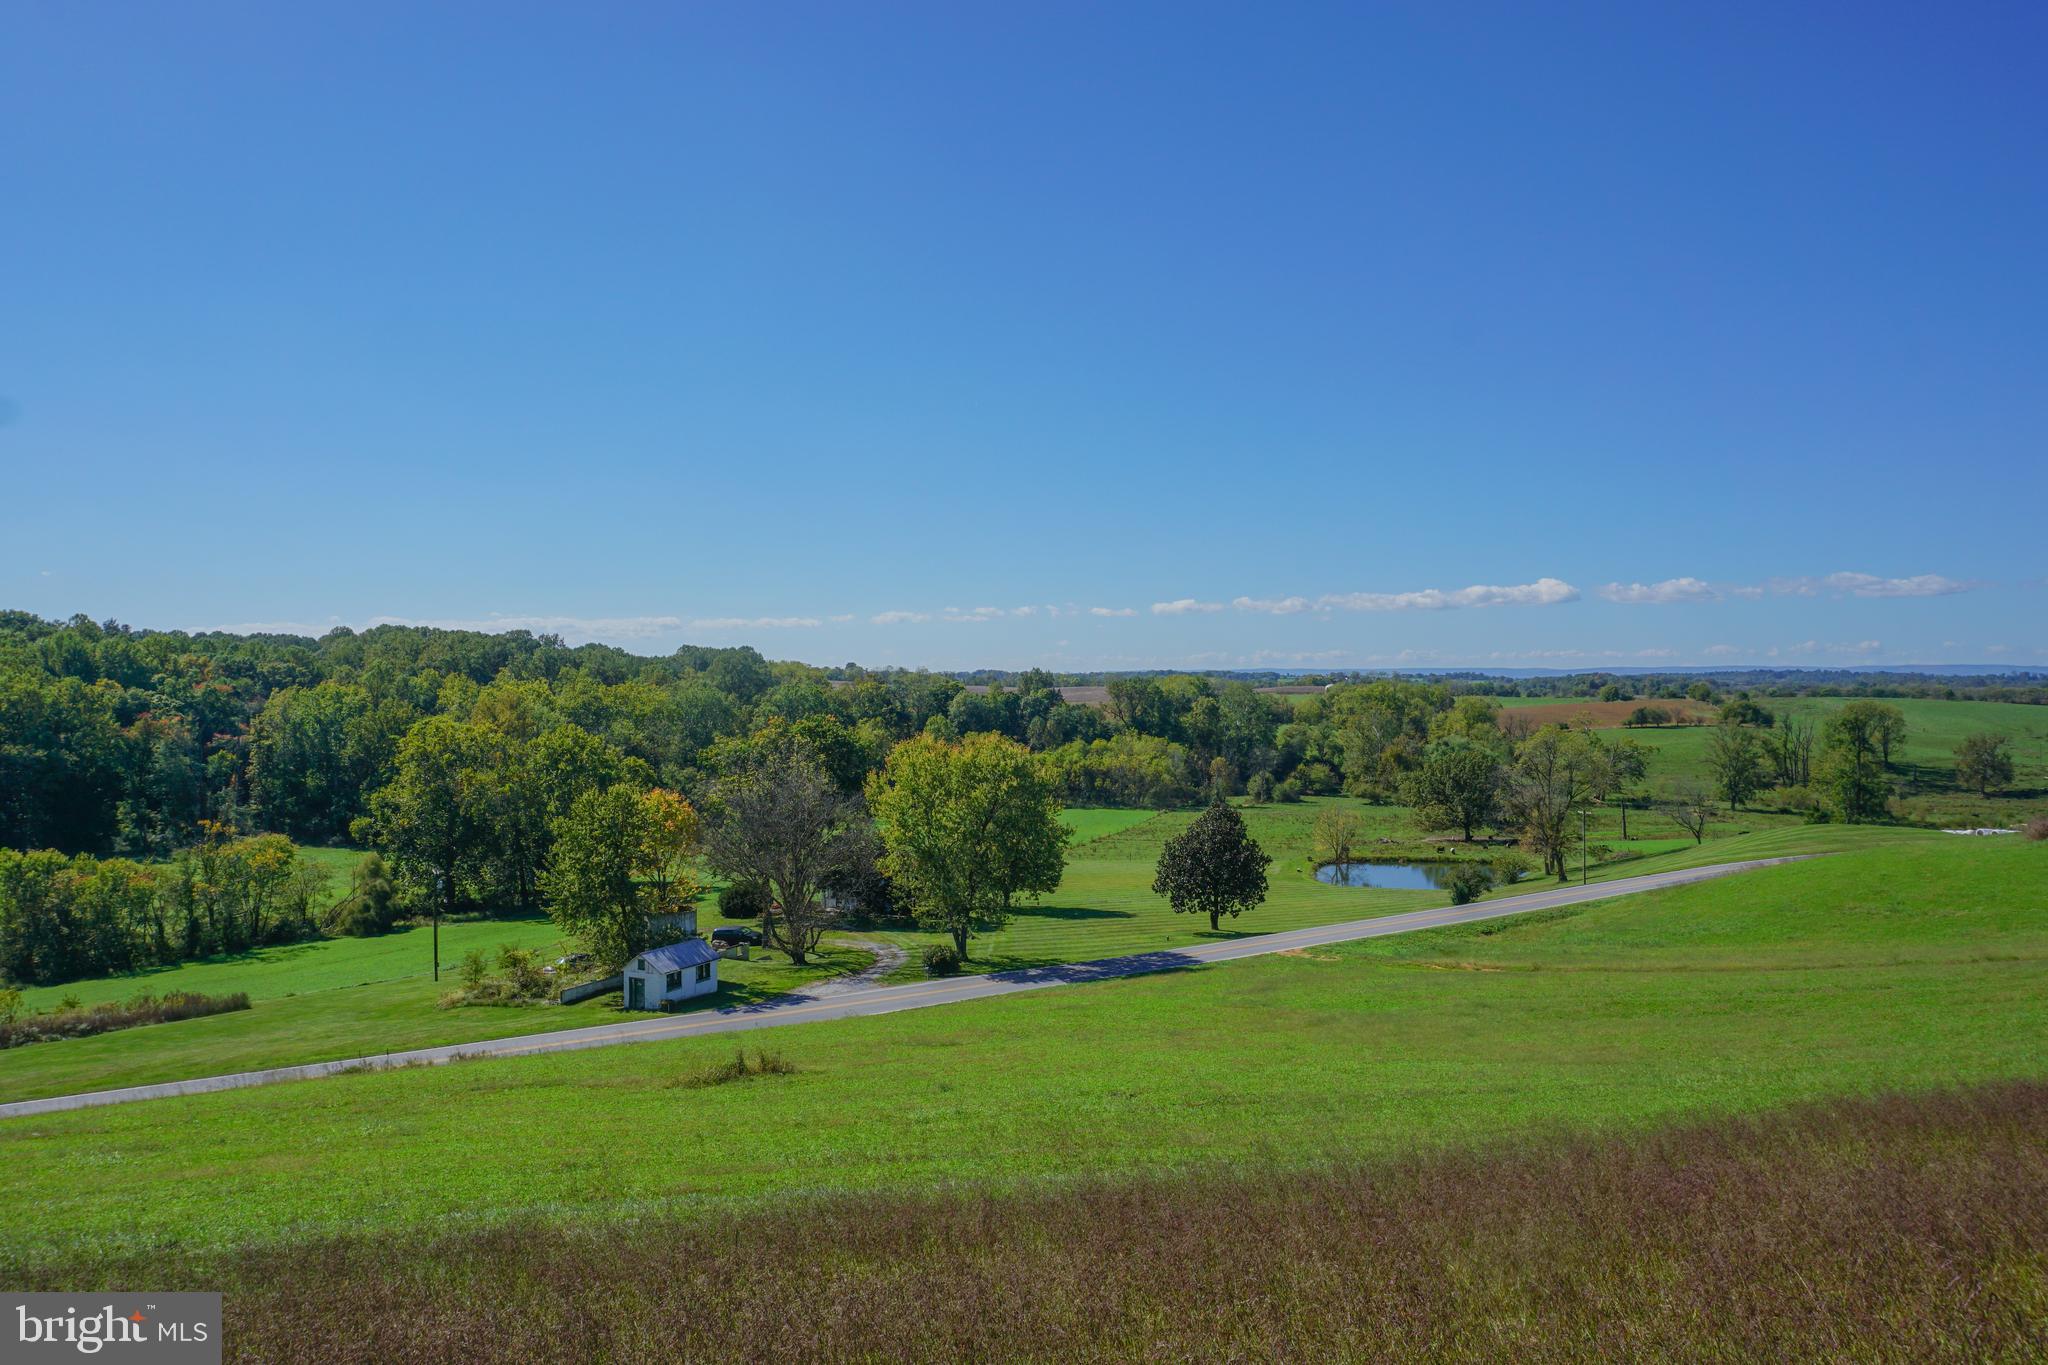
left=0, top=856, right=1807, bottom=1120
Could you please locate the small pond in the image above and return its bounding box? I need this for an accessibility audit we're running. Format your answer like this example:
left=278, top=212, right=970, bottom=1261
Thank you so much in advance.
left=1316, top=861, right=1468, bottom=891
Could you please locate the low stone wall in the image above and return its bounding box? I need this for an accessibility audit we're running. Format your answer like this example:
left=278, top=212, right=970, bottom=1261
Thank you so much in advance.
left=558, top=973, right=622, bottom=1006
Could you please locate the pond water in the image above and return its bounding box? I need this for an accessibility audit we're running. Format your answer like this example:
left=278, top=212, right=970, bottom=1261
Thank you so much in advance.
left=1315, top=861, right=1467, bottom=891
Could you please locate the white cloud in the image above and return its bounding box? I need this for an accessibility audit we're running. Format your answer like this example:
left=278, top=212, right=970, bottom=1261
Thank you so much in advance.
left=1599, top=577, right=1719, bottom=605
left=870, top=610, right=930, bottom=625
left=1702, top=643, right=1742, bottom=656
left=1985, top=643, right=2012, bottom=655
left=1768, top=572, right=1970, bottom=599
left=1596, top=571, right=1971, bottom=604
left=1089, top=606, right=1138, bottom=618
left=1820, top=572, right=1968, bottom=598
left=1151, top=599, right=1225, bottom=615
left=829, top=614, right=855, bottom=624
left=1232, top=595, right=1311, bottom=615
left=690, top=616, right=822, bottom=630
left=1316, top=578, right=1580, bottom=612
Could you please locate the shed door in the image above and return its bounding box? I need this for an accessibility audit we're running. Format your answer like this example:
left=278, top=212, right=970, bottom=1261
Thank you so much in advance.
left=627, top=976, right=645, bottom=1010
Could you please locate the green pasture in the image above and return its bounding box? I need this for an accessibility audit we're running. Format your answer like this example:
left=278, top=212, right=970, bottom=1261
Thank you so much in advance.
left=0, top=928, right=867, bottom=1105
left=2, top=835, right=2039, bottom=1266
left=0, top=801, right=1941, bottom=1103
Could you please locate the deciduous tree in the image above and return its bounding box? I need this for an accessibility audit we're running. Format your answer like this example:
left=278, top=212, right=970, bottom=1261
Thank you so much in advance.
left=866, top=733, right=1069, bottom=959
left=702, top=750, right=866, bottom=965
left=1953, top=734, right=2015, bottom=796
left=1505, top=727, right=1608, bottom=880
left=1404, top=739, right=1501, bottom=842
left=1152, top=799, right=1271, bottom=931
left=1312, top=807, right=1364, bottom=872
left=1707, top=722, right=1766, bottom=812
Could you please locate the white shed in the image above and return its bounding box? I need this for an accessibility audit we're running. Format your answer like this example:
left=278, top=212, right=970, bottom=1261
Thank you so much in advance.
left=623, top=939, right=719, bottom=1012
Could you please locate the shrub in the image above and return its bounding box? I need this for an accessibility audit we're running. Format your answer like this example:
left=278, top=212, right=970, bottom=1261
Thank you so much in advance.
left=922, top=944, right=962, bottom=977
left=497, top=946, right=548, bottom=998
left=1245, top=772, right=1276, bottom=804
left=1489, top=850, right=1535, bottom=886
left=1761, top=784, right=1820, bottom=815
left=441, top=944, right=554, bottom=1008
left=1295, top=762, right=1341, bottom=795
left=667, top=1049, right=798, bottom=1090
left=1445, top=865, right=1492, bottom=906
left=719, top=880, right=771, bottom=920
left=1274, top=778, right=1304, bottom=804
left=0, top=990, right=251, bottom=1048
left=2026, top=816, right=2048, bottom=842
left=334, top=853, right=401, bottom=936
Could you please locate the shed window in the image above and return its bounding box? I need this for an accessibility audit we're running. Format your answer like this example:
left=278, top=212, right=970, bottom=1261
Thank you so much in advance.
left=695, top=962, right=712, bottom=983
left=665, top=970, right=682, bottom=991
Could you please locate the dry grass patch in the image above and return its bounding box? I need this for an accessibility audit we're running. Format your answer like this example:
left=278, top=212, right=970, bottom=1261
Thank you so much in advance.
left=18, top=1080, right=2047, bottom=1363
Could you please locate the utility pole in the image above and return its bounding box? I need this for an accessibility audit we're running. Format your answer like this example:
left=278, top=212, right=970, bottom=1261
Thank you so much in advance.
left=1579, top=808, right=1590, bottom=885
left=433, top=873, right=445, bottom=981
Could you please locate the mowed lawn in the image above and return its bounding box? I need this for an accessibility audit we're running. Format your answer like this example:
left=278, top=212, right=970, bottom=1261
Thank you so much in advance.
left=2, top=836, right=2040, bottom=1266
left=11, top=912, right=573, bottom=1014
left=864, top=801, right=1935, bottom=981
left=0, top=805, right=1931, bottom=1103
left=0, top=925, right=870, bottom=1105
left=867, top=801, right=1446, bottom=980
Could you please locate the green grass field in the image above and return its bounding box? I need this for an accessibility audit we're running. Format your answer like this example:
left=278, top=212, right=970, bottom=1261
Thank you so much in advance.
left=0, top=801, right=1944, bottom=1104
left=2, top=834, right=2039, bottom=1266
left=6, top=694, right=2040, bottom=1122
left=0, top=920, right=868, bottom=1105
left=1546, top=695, right=2048, bottom=828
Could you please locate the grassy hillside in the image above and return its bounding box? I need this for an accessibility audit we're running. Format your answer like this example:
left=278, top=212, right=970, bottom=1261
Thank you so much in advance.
left=0, top=807, right=1936, bottom=1102
left=859, top=804, right=1938, bottom=982
left=19, top=1080, right=2040, bottom=1363
left=1571, top=696, right=2048, bottom=828
left=12, top=912, right=571, bottom=1013
left=0, top=928, right=868, bottom=1105
left=2, top=836, right=2039, bottom=1264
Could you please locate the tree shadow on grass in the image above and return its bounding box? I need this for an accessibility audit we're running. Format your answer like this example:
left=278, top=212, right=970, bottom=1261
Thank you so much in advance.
left=986, top=948, right=1209, bottom=987
left=1007, top=903, right=1136, bottom=921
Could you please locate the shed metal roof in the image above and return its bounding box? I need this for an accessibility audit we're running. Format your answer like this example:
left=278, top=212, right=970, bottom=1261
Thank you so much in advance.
left=633, top=939, right=719, bottom=973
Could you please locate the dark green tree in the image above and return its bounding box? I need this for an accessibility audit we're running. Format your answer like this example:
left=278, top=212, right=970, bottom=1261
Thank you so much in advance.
left=1954, top=733, right=2015, bottom=796
left=1404, top=739, right=1502, bottom=841
left=1152, top=800, right=1271, bottom=932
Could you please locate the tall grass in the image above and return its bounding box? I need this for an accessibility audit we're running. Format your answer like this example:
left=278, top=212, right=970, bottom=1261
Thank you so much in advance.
left=0, top=991, right=250, bottom=1048
left=13, top=1080, right=2045, bottom=1362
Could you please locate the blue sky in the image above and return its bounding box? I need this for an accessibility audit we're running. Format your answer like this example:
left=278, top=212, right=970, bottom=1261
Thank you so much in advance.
left=3, top=2, right=2043, bottom=671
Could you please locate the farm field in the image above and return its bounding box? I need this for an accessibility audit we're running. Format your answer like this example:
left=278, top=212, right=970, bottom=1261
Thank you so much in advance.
left=18, top=1081, right=2040, bottom=1363
left=1614, top=696, right=2048, bottom=826
left=0, top=802, right=1944, bottom=1104
left=1, top=834, right=2039, bottom=1269
left=1496, top=697, right=1719, bottom=727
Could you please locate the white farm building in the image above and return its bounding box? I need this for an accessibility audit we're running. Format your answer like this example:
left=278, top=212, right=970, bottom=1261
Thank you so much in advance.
left=623, top=939, right=720, bottom=1012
